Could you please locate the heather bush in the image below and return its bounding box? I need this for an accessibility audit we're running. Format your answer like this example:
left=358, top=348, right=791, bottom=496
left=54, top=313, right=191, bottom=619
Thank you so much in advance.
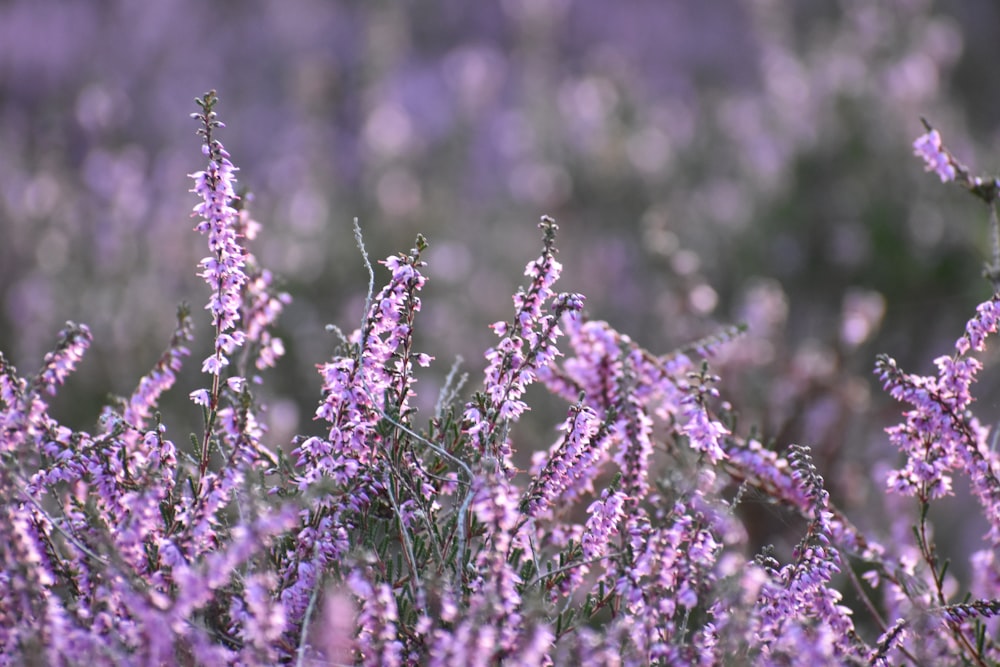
left=5, top=91, right=1000, bottom=666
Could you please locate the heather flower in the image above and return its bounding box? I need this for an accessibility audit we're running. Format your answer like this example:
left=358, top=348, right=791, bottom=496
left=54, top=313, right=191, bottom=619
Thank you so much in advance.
left=680, top=365, right=729, bottom=464
left=464, top=216, right=584, bottom=470
left=958, top=295, right=1000, bottom=355
left=940, top=599, right=1000, bottom=624
left=0, top=357, right=51, bottom=457
left=878, top=293, right=1000, bottom=544
left=349, top=569, right=404, bottom=667
left=597, top=498, right=731, bottom=665
left=277, top=508, right=352, bottom=624
left=314, top=587, right=357, bottom=665
left=428, top=616, right=499, bottom=667
left=582, top=488, right=627, bottom=564
left=278, top=240, right=432, bottom=643
left=190, top=93, right=248, bottom=380
left=540, top=313, right=739, bottom=510
left=612, top=398, right=655, bottom=512
left=465, top=470, right=527, bottom=655
left=523, top=402, right=610, bottom=518
left=122, top=306, right=194, bottom=429
left=539, top=319, right=666, bottom=512
left=870, top=618, right=908, bottom=667
left=541, top=314, right=696, bottom=417
left=168, top=507, right=297, bottom=619
left=184, top=92, right=291, bottom=521
left=33, top=321, right=92, bottom=396
left=913, top=128, right=956, bottom=182
left=294, top=238, right=429, bottom=487
left=750, top=445, right=866, bottom=664
left=242, top=266, right=290, bottom=372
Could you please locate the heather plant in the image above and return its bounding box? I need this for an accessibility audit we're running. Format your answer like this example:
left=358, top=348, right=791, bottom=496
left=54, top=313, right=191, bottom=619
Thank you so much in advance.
left=5, top=92, right=1000, bottom=667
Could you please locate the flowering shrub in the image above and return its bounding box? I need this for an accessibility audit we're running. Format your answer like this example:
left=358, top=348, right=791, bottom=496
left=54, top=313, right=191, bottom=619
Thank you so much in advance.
left=3, top=91, right=1000, bottom=666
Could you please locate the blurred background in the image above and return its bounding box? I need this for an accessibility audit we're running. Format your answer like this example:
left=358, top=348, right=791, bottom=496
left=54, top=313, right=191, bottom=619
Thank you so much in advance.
left=2, top=0, right=1000, bottom=570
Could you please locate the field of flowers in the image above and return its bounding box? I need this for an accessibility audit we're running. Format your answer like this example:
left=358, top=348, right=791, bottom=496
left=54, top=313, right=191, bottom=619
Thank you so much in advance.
left=5, top=2, right=1000, bottom=665
left=0, top=88, right=999, bottom=665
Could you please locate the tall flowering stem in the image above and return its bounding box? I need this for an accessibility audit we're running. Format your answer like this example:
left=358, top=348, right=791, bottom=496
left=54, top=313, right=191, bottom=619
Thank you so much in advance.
left=876, top=298, right=1000, bottom=662
left=521, top=401, right=609, bottom=520
left=464, top=215, right=585, bottom=472
left=189, top=90, right=249, bottom=481
left=295, top=237, right=430, bottom=489
left=280, top=236, right=432, bottom=635
left=0, top=322, right=90, bottom=473
left=750, top=445, right=866, bottom=664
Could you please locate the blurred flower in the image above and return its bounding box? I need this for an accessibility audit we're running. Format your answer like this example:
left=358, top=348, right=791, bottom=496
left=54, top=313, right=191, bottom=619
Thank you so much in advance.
left=913, top=129, right=956, bottom=182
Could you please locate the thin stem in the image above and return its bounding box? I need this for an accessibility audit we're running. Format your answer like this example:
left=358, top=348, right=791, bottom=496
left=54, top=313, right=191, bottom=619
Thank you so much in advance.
left=523, top=549, right=625, bottom=590
left=295, top=555, right=324, bottom=667
left=384, top=468, right=426, bottom=611
left=988, top=202, right=1000, bottom=291
left=362, top=389, right=475, bottom=573
left=353, top=217, right=375, bottom=355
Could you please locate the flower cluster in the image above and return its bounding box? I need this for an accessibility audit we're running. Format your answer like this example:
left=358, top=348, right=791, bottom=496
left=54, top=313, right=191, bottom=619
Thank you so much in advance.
left=189, top=90, right=248, bottom=379
left=463, top=216, right=586, bottom=476
left=913, top=128, right=956, bottom=183
left=751, top=445, right=862, bottom=664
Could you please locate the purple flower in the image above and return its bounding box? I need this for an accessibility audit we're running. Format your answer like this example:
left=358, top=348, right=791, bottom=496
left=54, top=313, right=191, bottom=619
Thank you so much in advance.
left=582, top=488, right=626, bottom=563
left=123, top=307, right=194, bottom=429
left=878, top=294, right=1000, bottom=544
left=294, top=242, right=429, bottom=487
left=913, top=129, right=956, bottom=183
left=523, top=403, right=610, bottom=517
left=349, top=569, right=403, bottom=667
left=750, top=446, right=865, bottom=663
left=464, top=216, right=584, bottom=470
left=680, top=367, right=729, bottom=464
left=34, top=321, right=92, bottom=397
left=189, top=93, right=249, bottom=383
